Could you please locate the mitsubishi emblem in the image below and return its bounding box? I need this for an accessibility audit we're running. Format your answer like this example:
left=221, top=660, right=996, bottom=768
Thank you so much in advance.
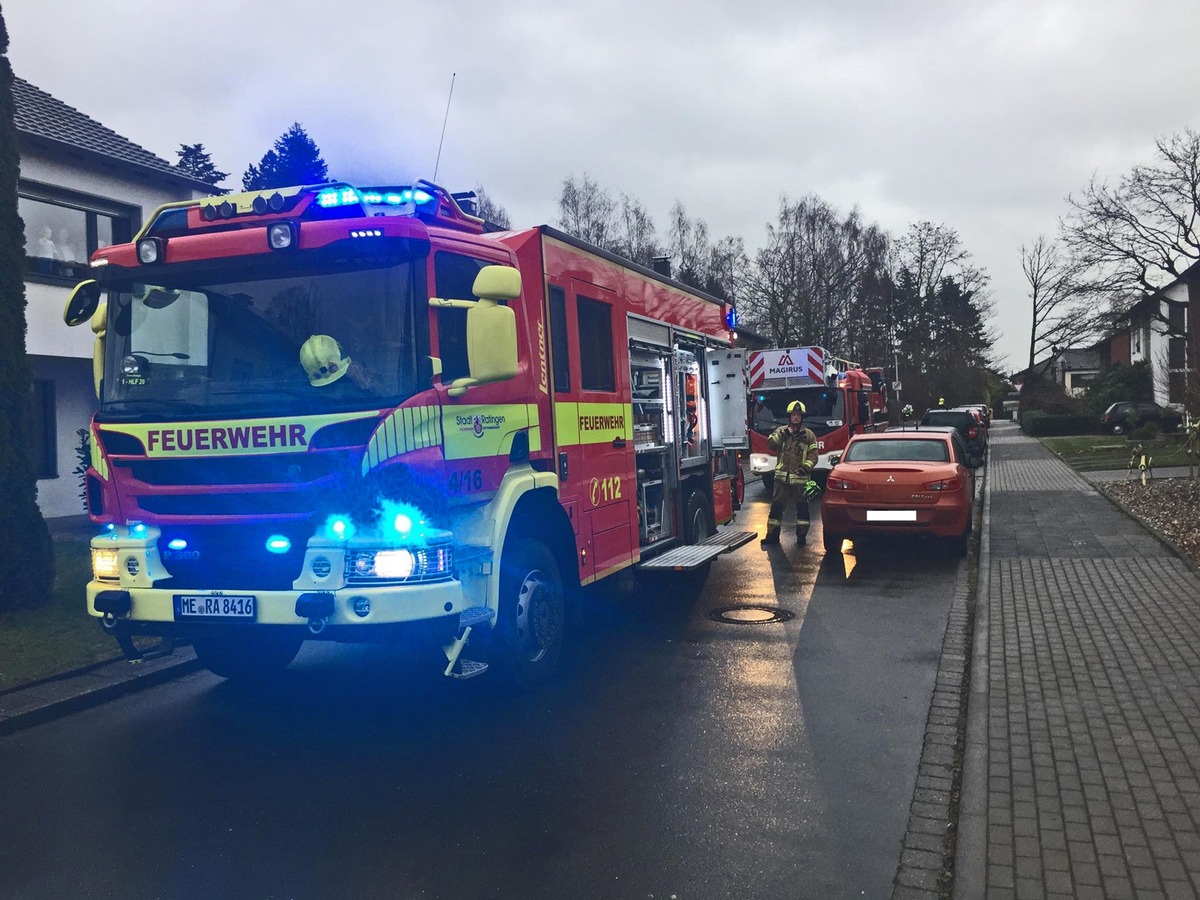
left=886, top=475, right=895, bottom=482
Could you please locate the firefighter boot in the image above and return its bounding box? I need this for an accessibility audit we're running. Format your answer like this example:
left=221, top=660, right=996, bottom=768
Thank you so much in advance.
left=796, top=524, right=809, bottom=543
left=761, top=528, right=780, bottom=547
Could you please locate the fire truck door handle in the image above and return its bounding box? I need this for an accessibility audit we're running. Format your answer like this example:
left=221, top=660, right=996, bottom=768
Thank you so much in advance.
left=612, top=437, right=627, bottom=449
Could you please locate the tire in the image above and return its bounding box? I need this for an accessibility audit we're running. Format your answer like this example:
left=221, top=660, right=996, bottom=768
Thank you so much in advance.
left=733, top=466, right=746, bottom=510
left=684, top=489, right=712, bottom=544
left=1111, top=423, right=1125, bottom=435
left=193, top=630, right=303, bottom=680
left=823, top=528, right=844, bottom=555
left=493, top=538, right=566, bottom=689
left=761, top=471, right=774, bottom=494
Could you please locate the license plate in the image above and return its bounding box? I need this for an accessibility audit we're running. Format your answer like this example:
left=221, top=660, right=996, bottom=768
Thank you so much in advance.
left=174, top=594, right=256, bottom=619
left=867, top=510, right=917, bottom=522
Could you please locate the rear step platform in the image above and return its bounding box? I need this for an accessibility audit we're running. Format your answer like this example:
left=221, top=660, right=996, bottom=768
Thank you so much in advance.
left=637, top=530, right=758, bottom=571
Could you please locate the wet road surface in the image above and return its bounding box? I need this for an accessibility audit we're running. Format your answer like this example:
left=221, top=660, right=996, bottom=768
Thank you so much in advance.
left=0, top=489, right=961, bottom=899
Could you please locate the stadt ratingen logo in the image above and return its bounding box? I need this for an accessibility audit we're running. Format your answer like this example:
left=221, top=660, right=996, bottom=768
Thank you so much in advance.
left=473, top=415, right=484, bottom=438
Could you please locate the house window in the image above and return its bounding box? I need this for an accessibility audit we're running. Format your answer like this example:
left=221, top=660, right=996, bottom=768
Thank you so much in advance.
left=19, top=192, right=132, bottom=282
left=1168, top=336, right=1189, bottom=403
left=577, top=295, right=614, bottom=391
left=29, top=379, right=56, bottom=478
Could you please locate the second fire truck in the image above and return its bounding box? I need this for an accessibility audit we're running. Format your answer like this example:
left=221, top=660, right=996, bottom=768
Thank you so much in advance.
left=747, top=346, right=888, bottom=491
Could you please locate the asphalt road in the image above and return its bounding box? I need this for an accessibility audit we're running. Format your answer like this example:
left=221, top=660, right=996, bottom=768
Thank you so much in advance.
left=0, top=488, right=961, bottom=900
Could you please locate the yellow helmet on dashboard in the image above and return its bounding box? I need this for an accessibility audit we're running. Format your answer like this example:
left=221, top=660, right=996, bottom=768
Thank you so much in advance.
left=300, top=334, right=350, bottom=387
left=787, top=400, right=806, bottom=414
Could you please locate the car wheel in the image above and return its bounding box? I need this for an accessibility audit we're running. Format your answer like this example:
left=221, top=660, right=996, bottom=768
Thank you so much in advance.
left=1111, top=423, right=1124, bottom=435
left=823, top=528, right=844, bottom=555
left=193, top=631, right=303, bottom=680
left=761, top=472, right=774, bottom=494
left=493, top=538, right=565, bottom=690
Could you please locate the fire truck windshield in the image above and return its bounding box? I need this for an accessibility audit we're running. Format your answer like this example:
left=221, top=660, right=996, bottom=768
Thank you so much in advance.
left=98, top=261, right=428, bottom=419
left=752, top=386, right=846, bottom=436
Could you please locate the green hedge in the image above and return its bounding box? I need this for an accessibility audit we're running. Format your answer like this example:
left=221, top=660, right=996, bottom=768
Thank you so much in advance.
left=1019, top=411, right=1100, bottom=436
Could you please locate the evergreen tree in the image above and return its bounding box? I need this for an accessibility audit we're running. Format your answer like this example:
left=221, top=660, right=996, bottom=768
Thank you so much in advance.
left=0, top=7, right=54, bottom=611
left=175, top=142, right=228, bottom=188
left=242, top=123, right=330, bottom=191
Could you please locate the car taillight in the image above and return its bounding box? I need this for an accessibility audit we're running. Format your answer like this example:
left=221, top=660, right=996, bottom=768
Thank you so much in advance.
left=968, top=427, right=978, bottom=438
left=827, top=476, right=862, bottom=490
left=925, top=477, right=963, bottom=491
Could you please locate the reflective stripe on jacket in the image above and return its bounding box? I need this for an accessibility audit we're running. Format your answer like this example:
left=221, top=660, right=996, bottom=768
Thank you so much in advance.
left=767, top=425, right=819, bottom=483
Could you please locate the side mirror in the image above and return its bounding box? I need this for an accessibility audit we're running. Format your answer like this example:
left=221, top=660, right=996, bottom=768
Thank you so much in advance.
left=429, top=264, right=521, bottom=397
left=829, top=453, right=841, bottom=466
left=472, top=265, right=521, bottom=301
left=64, top=279, right=101, bottom=326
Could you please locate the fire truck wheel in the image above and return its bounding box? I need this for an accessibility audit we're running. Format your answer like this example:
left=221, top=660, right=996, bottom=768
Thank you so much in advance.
left=684, top=490, right=712, bottom=544
left=192, top=631, right=303, bottom=680
left=494, top=538, right=565, bottom=689
left=761, top=472, right=774, bottom=494
left=734, top=466, right=746, bottom=509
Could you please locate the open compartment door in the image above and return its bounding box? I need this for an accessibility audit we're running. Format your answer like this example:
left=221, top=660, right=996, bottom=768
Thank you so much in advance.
left=708, top=347, right=748, bottom=450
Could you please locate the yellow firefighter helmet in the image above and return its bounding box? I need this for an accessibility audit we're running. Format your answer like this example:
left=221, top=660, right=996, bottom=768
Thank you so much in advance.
left=787, top=400, right=806, bottom=414
left=300, top=334, right=351, bottom=387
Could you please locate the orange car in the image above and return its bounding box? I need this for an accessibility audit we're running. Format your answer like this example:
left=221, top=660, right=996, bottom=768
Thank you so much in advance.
left=820, top=428, right=980, bottom=556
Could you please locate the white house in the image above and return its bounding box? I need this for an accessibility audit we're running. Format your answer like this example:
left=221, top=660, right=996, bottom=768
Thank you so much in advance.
left=15, top=77, right=217, bottom=519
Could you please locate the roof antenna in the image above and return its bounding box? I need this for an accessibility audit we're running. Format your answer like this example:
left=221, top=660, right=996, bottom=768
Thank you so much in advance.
left=433, top=72, right=456, bottom=181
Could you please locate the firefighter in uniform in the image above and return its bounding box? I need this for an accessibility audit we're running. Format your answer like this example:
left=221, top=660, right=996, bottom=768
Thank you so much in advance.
left=761, top=400, right=820, bottom=546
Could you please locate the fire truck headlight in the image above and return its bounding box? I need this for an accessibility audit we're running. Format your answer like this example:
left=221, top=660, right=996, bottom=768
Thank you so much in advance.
left=350, top=549, right=415, bottom=581
left=92, top=548, right=121, bottom=581
left=136, top=238, right=164, bottom=264
left=267, top=222, right=296, bottom=250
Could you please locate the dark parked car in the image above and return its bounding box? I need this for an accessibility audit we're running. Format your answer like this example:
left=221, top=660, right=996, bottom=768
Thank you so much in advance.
left=1100, top=401, right=1183, bottom=435
left=919, top=409, right=986, bottom=456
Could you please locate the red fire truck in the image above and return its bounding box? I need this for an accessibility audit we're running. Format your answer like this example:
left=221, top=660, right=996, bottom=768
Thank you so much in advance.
left=747, top=346, right=887, bottom=491
left=62, top=181, right=754, bottom=685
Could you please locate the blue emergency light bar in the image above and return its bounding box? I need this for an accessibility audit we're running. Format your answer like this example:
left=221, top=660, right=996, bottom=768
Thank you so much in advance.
left=317, top=186, right=434, bottom=209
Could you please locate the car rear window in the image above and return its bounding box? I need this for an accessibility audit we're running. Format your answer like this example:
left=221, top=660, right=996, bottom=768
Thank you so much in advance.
left=844, top=439, right=950, bottom=463
left=921, top=411, right=972, bottom=429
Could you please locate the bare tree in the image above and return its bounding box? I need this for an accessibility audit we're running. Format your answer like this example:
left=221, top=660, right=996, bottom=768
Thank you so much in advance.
left=1061, top=128, right=1200, bottom=306
left=613, top=193, right=659, bottom=267
left=472, top=184, right=511, bottom=229
left=1021, top=234, right=1095, bottom=370
left=556, top=173, right=616, bottom=250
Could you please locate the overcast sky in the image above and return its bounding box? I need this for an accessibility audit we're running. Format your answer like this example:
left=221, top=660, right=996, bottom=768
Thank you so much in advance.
left=7, top=0, right=1200, bottom=371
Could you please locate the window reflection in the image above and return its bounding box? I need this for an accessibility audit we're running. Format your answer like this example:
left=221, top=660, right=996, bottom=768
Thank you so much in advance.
left=19, top=194, right=129, bottom=280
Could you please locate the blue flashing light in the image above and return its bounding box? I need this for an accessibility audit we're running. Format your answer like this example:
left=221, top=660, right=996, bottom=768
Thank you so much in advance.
left=725, top=307, right=739, bottom=330
left=104, top=523, right=115, bottom=532
left=316, top=187, right=362, bottom=209
left=324, top=515, right=356, bottom=542
left=266, top=535, right=291, bottom=554
left=412, top=189, right=433, bottom=205
left=168, top=539, right=187, bottom=550
left=132, top=523, right=147, bottom=536
left=384, top=192, right=404, bottom=205
left=361, top=192, right=383, bottom=204
left=380, top=500, right=429, bottom=544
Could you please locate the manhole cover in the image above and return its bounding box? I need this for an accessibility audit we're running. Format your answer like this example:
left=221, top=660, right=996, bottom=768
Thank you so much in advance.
left=706, top=605, right=795, bottom=625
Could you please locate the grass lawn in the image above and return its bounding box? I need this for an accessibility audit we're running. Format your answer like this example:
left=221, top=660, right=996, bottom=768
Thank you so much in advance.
left=1041, top=434, right=1197, bottom=472
left=0, top=537, right=121, bottom=690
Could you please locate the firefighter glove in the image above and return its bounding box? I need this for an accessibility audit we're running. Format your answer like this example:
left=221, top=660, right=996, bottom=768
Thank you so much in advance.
left=804, top=479, right=822, bottom=499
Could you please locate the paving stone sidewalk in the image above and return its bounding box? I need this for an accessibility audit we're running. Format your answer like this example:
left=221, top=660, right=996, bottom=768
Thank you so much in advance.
left=956, top=422, right=1200, bottom=899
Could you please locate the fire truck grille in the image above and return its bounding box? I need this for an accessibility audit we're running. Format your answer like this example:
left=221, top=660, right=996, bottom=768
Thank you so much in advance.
left=152, top=524, right=312, bottom=591
left=122, top=452, right=351, bottom=486
left=138, top=492, right=314, bottom=517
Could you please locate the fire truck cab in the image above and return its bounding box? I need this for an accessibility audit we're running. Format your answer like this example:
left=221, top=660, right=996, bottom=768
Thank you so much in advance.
left=747, top=346, right=886, bottom=491
left=63, top=181, right=754, bottom=686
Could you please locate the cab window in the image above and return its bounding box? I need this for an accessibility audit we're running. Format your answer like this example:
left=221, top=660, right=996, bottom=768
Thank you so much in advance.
left=434, top=251, right=492, bottom=382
